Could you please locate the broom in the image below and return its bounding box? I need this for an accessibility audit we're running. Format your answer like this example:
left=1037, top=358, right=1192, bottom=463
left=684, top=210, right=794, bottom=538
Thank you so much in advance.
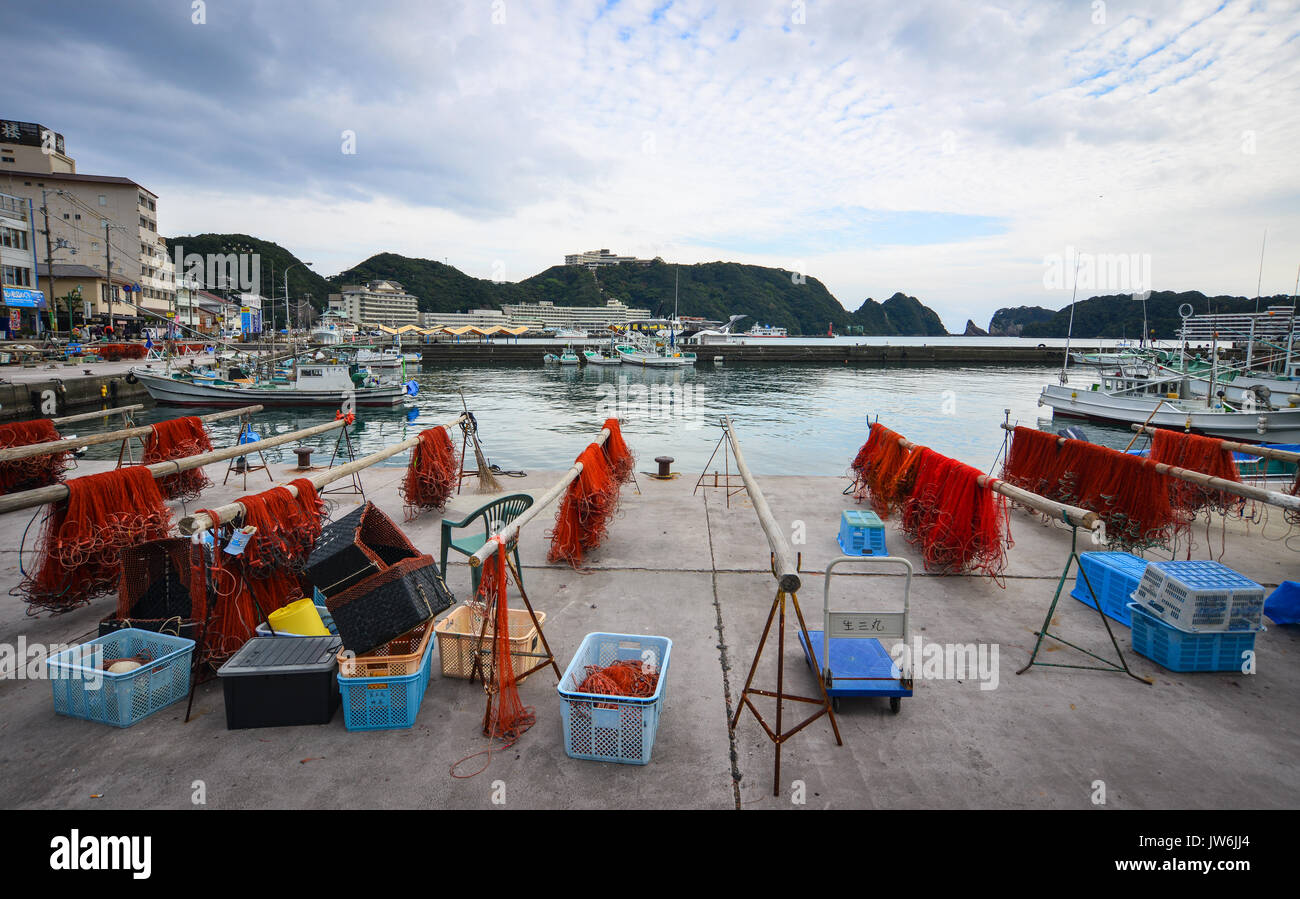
left=459, top=391, right=501, bottom=494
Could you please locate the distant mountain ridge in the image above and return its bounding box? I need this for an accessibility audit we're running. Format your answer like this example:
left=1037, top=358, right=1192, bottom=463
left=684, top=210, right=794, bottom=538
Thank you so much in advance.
left=165, top=235, right=957, bottom=336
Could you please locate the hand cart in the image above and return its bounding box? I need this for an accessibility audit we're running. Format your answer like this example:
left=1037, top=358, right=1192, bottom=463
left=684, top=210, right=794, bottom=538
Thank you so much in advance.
left=798, top=555, right=913, bottom=713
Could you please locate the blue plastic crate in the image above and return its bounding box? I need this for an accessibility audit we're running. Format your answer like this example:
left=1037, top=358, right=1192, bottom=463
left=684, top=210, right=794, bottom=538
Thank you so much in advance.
left=1134, top=560, right=1265, bottom=633
left=337, top=632, right=432, bottom=731
left=837, top=509, right=888, bottom=556
left=1071, top=552, right=1149, bottom=627
left=1127, top=603, right=1261, bottom=673
left=558, top=632, right=672, bottom=765
left=47, top=628, right=194, bottom=728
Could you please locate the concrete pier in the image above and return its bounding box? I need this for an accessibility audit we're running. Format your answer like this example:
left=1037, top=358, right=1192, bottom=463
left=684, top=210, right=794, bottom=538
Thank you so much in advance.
left=0, top=455, right=1295, bottom=809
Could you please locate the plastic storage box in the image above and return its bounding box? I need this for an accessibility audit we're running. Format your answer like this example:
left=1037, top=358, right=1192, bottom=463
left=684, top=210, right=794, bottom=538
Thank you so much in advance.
left=1128, top=603, right=1261, bottom=673
left=558, top=632, right=672, bottom=765
left=435, top=605, right=546, bottom=682
left=217, top=635, right=342, bottom=729
left=337, top=633, right=433, bottom=731
left=1134, top=560, right=1265, bottom=633
left=1070, top=551, right=1149, bottom=626
left=47, top=628, right=195, bottom=728
left=837, top=509, right=888, bottom=556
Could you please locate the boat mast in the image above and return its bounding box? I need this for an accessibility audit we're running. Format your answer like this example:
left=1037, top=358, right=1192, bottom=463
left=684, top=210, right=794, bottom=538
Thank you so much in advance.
left=1060, top=250, right=1082, bottom=385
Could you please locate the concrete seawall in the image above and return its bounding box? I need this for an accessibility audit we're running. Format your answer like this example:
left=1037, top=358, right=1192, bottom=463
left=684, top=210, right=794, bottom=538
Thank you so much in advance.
left=0, top=366, right=150, bottom=422
left=419, top=342, right=1086, bottom=366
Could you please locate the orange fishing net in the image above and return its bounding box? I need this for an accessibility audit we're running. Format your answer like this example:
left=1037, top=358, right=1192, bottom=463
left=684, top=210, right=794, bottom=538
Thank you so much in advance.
left=601, top=418, right=635, bottom=483
left=901, top=447, right=1009, bottom=579
left=1148, top=429, right=1244, bottom=515
left=20, top=467, right=172, bottom=614
left=480, top=538, right=534, bottom=741
left=236, top=478, right=327, bottom=575
left=577, top=659, right=659, bottom=701
left=547, top=442, right=620, bottom=566
left=0, top=419, right=68, bottom=495
left=849, top=422, right=912, bottom=515
left=399, top=426, right=459, bottom=519
left=98, top=343, right=147, bottom=361
left=142, top=416, right=213, bottom=500
left=1001, top=426, right=1184, bottom=549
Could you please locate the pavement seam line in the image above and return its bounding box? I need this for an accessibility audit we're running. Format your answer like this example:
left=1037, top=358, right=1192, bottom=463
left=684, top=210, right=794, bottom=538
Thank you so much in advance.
left=704, top=492, right=743, bottom=810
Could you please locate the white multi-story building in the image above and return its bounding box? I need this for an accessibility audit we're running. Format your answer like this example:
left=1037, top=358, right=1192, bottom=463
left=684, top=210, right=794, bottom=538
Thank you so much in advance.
left=420, top=308, right=509, bottom=329
left=0, top=118, right=175, bottom=323
left=328, top=280, right=419, bottom=327
left=564, top=248, right=660, bottom=268
left=500, top=299, right=650, bottom=331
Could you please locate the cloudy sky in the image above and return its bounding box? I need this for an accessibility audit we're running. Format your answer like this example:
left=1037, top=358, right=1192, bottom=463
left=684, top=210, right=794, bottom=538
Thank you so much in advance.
left=3, top=0, right=1298, bottom=330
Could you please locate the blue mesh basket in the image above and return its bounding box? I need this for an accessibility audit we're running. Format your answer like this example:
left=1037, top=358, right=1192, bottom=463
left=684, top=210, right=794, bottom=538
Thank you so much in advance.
left=337, top=634, right=433, bottom=731
left=47, top=628, right=194, bottom=728
left=558, top=633, right=672, bottom=765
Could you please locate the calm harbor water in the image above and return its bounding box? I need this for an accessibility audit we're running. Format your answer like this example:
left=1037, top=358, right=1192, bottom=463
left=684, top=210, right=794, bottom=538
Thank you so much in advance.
left=83, top=362, right=1142, bottom=477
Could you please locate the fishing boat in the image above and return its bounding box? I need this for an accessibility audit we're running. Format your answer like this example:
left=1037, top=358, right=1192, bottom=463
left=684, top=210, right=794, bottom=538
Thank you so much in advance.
left=130, top=361, right=412, bottom=407
left=582, top=339, right=623, bottom=365
left=618, top=269, right=697, bottom=367
left=559, top=346, right=580, bottom=365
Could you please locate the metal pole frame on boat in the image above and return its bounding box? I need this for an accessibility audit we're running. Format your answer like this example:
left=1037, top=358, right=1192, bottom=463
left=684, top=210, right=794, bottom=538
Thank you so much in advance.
left=721, top=415, right=842, bottom=797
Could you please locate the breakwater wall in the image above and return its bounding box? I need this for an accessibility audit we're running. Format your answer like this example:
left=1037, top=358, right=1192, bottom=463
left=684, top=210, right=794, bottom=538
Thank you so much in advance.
left=0, top=369, right=149, bottom=422
left=419, top=342, right=1094, bottom=367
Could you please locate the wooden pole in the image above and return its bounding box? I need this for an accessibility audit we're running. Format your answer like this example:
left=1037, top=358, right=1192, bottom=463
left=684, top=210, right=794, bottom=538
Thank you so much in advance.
left=1127, top=423, right=1300, bottom=465
left=0, top=415, right=341, bottom=516
left=468, top=427, right=611, bottom=569
left=0, top=405, right=264, bottom=463
left=178, top=414, right=468, bottom=534
left=1000, top=423, right=1300, bottom=513
left=724, top=417, right=802, bottom=592
left=49, top=403, right=144, bottom=425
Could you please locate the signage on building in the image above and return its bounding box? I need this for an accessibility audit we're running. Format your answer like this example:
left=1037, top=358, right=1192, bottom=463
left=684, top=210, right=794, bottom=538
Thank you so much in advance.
left=9, top=309, right=20, bottom=331
left=3, top=287, right=45, bottom=308
left=0, top=120, right=65, bottom=155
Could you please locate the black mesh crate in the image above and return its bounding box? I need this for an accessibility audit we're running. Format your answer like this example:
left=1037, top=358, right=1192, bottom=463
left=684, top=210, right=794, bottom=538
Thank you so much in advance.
left=303, top=503, right=419, bottom=599
left=116, top=538, right=198, bottom=620
left=325, top=554, right=454, bottom=656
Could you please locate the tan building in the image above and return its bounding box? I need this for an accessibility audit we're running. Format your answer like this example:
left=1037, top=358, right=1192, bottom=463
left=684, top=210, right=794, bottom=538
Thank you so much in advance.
left=0, top=119, right=175, bottom=324
left=500, top=299, right=650, bottom=331
left=328, top=280, right=419, bottom=327
left=563, top=248, right=661, bottom=268
left=420, top=308, right=509, bottom=329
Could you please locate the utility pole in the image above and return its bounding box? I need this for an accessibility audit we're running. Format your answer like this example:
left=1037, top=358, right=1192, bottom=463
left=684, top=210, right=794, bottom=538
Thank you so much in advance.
left=104, top=219, right=113, bottom=331
left=39, top=189, right=56, bottom=335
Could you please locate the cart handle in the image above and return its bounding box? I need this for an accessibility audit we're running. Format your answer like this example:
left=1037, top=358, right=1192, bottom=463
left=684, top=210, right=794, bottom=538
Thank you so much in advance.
left=823, top=555, right=913, bottom=682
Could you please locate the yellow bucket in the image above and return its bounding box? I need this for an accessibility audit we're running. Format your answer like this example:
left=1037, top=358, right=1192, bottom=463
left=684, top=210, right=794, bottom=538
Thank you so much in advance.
left=267, top=598, right=329, bottom=636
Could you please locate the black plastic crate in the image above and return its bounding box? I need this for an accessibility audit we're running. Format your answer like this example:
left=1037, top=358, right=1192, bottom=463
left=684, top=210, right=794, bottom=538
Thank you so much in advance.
left=326, top=555, right=453, bottom=656
left=303, top=503, right=419, bottom=598
left=217, top=636, right=342, bottom=729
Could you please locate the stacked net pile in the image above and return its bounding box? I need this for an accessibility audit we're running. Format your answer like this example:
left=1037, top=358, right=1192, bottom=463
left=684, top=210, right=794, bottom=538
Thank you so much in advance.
left=142, top=416, right=214, bottom=500
left=0, top=419, right=68, bottom=495
left=601, top=418, right=635, bottom=484
left=19, top=467, right=172, bottom=614
left=400, top=426, right=459, bottom=519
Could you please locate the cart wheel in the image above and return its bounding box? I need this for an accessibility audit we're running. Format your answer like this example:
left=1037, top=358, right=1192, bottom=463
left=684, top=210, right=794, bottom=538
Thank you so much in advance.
left=890, top=696, right=901, bottom=714
left=831, top=697, right=841, bottom=713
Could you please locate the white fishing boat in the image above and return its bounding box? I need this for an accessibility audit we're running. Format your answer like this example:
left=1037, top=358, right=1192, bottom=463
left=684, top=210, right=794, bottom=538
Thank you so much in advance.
left=558, top=346, right=580, bottom=365
left=582, top=341, right=622, bottom=365
left=130, top=362, right=412, bottom=408
left=619, top=269, right=696, bottom=366
left=1039, top=375, right=1300, bottom=444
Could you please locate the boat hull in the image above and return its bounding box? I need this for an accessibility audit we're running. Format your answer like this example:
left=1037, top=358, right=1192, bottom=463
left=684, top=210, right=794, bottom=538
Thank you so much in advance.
left=1039, top=384, right=1300, bottom=443
left=132, top=369, right=408, bottom=408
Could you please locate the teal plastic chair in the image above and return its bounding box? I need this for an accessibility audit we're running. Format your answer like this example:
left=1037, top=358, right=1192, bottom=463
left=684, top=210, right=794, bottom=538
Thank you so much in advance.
left=440, top=494, right=535, bottom=593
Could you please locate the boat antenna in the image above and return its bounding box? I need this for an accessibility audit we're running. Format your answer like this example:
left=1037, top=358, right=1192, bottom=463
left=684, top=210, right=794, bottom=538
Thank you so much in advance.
left=1060, top=250, right=1082, bottom=385
left=1254, top=228, right=1267, bottom=314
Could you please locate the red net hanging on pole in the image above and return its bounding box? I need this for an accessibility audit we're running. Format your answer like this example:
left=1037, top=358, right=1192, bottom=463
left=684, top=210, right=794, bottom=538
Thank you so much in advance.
left=0, top=419, right=69, bottom=495
left=142, top=416, right=214, bottom=500
left=481, top=538, right=535, bottom=741
left=1148, top=429, right=1245, bottom=515
left=399, top=426, right=459, bottom=519
left=849, top=422, right=913, bottom=514
left=1000, top=426, right=1184, bottom=549
left=235, top=478, right=327, bottom=574
left=19, top=467, right=172, bottom=614
left=601, top=418, right=635, bottom=483
left=547, top=442, right=619, bottom=566
left=900, top=447, right=1009, bottom=579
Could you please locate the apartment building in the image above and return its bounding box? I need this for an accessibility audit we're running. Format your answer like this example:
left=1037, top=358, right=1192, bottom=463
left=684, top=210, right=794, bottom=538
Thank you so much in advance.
left=0, top=118, right=175, bottom=324
left=500, top=299, right=650, bottom=331
left=420, top=308, right=509, bottom=329
left=328, top=280, right=419, bottom=326
left=563, top=248, right=660, bottom=268
left=1, top=191, right=42, bottom=333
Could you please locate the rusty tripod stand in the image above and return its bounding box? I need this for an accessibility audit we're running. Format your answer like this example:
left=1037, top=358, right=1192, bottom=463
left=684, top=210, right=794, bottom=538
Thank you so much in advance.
left=731, top=551, right=842, bottom=796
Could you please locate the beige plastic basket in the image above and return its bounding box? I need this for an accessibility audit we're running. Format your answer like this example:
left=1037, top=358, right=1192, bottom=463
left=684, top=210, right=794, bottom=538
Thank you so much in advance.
left=337, top=618, right=434, bottom=678
left=434, top=604, right=546, bottom=682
